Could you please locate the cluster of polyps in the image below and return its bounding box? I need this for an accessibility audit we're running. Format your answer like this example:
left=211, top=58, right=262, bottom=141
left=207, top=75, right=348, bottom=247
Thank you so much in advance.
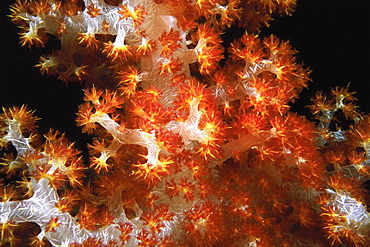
left=1, top=0, right=370, bottom=246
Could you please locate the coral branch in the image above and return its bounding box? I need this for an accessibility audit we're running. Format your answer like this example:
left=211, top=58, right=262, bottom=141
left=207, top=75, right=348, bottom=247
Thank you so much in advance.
left=1, top=0, right=369, bottom=246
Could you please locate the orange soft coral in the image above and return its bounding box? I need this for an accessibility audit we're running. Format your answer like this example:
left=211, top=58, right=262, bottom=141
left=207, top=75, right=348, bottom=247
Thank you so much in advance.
left=3, top=0, right=370, bottom=246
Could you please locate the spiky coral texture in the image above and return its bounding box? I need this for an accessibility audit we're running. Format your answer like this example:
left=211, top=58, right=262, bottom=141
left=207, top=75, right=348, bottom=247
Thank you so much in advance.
left=1, top=0, right=370, bottom=246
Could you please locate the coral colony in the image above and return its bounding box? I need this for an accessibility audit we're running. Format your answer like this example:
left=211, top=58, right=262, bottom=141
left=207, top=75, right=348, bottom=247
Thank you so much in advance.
left=1, top=0, right=370, bottom=246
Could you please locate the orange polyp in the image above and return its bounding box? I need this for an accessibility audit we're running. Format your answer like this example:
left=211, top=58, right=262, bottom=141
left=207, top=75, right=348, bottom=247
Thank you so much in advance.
left=19, top=27, right=48, bottom=49
left=77, top=33, right=101, bottom=49
left=86, top=3, right=101, bottom=18
left=4, top=0, right=370, bottom=246
left=118, top=4, right=148, bottom=26
left=158, top=59, right=183, bottom=75
left=45, top=217, right=61, bottom=233
left=158, top=29, right=182, bottom=58
left=103, top=41, right=132, bottom=62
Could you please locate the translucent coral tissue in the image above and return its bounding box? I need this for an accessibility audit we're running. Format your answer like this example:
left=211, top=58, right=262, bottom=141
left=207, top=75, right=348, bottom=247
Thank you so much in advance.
left=1, top=0, right=370, bottom=246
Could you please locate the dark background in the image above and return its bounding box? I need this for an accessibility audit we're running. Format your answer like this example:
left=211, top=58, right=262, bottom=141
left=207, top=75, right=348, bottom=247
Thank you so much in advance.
left=1, top=0, right=370, bottom=151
